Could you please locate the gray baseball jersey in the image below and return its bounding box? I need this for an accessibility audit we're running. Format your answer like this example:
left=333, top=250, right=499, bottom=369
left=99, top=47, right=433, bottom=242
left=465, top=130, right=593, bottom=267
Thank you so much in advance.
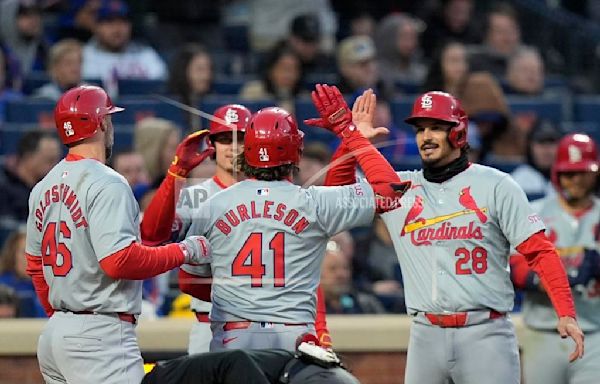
left=522, top=195, right=600, bottom=332
left=183, top=179, right=375, bottom=323
left=25, top=157, right=142, bottom=314
left=380, top=164, right=545, bottom=315
left=174, top=177, right=225, bottom=313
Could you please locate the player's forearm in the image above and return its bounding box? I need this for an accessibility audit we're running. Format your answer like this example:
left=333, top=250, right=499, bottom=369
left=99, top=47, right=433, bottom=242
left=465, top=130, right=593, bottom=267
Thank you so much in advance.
left=516, top=231, right=576, bottom=318
left=140, top=173, right=182, bottom=245
left=25, top=254, right=54, bottom=317
left=178, top=269, right=212, bottom=301
left=100, top=242, right=185, bottom=280
left=324, top=143, right=356, bottom=186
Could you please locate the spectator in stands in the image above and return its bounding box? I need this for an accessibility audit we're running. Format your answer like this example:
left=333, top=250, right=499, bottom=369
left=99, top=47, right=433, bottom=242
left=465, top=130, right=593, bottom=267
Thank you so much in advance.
left=421, top=0, right=479, bottom=56
left=248, top=0, right=337, bottom=52
left=82, top=0, right=167, bottom=83
left=0, top=0, right=48, bottom=77
left=285, top=14, right=334, bottom=77
left=321, top=240, right=385, bottom=314
left=0, top=284, right=18, bottom=318
left=336, top=35, right=378, bottom=95
left=167, top=44, right=214, bottom=131
left=422, top=41, right=469, bottom=96
left=110, top=150, right=150, bottom=201
left=57, top=0, right=101, bottom=42
left=374, top=13, right=427, bottom=97
left=0, top=48, right=24, bottom=121
left=470, top=3, right=522, bottom=77
left=459, top=71, right=519, bottom=163
left=32, top=39, right=83, bottom=101
left=505, top=47, right=545, bottom=96
left=0, top=131, right=60, bottom=241
left=134, top=117, right=180, bottom=186
left=296, top=142, right=331, bottom=187
left=0, top=228, right=45, bottom=317
left=240, top=44, right=304, bottom=113
left=511, top=119, right=561, bottom=198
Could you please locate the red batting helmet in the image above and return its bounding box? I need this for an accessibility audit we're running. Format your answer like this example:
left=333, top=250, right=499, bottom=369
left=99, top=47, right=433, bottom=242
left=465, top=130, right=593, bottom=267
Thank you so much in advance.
left=54, top=85, right=124, bottom=145
left=209, top=104, right=251, bottom=136
left=551, top=133, right=599, bottom=188
left=244, top=107, right=304, bottom=168
left=405, top=91, right=468, bottom=148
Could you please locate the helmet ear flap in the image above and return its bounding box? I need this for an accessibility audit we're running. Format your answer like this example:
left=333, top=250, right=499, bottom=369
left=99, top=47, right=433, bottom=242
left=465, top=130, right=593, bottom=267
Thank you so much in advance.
left=449, top=117, right=467, bottom=148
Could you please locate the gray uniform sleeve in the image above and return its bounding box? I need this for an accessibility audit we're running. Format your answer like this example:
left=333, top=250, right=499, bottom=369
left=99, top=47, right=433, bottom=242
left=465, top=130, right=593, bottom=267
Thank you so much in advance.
left=88, top=181, right=139, bottom=261
left=312, top=181, right=375, bottom=236
left=25, top=190, right=42, bottom=256
left=494, top=175, right=545, bottom=247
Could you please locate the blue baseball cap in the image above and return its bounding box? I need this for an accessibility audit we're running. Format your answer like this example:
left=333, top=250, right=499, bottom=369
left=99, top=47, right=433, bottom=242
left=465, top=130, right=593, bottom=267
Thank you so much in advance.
left=97, top=0, right=129, bottom=22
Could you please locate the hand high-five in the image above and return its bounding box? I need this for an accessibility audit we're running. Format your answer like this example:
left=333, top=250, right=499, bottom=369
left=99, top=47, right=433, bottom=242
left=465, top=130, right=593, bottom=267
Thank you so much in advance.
left=304, top=84, right=353, bottom=136
left=352, top=89, right=390, bottom=140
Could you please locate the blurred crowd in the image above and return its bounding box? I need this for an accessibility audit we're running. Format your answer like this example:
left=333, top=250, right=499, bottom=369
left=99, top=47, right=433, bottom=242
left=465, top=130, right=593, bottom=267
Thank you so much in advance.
left=0, top=0, right=598, bottom=318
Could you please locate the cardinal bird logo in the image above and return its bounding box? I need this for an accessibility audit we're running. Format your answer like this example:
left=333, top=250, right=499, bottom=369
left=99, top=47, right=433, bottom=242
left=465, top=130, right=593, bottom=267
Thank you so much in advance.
left=401, top=195, right=424, bottom=236
left=458, top=187, right=487, bottom=223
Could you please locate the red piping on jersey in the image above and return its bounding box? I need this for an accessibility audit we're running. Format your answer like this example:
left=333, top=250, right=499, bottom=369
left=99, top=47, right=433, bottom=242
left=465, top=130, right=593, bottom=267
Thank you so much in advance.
left=515, top=231, right=576, bottom=318
left=65, top=153, right=100, bottom=162
left=178, top=269, right=212, bottom=301
left=99, top=241, right=185, bottom=280
left=212, top=175, right=228, bottom=190
left=25, top=253, right=54, bottom=317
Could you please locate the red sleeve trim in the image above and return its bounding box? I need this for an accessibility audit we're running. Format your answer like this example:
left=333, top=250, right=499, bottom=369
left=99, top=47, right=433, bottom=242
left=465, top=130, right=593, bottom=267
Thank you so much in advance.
left=516, top=231, right=576, bottom=318
left=315, top=284, right=332, bottom=346
left=25, top=254, right=54, bottom=317
left=140, top=174, right=182, bottom=245
left=99, top=242, right=184, bottom=280
left=178, top=269, right=212, bottom=302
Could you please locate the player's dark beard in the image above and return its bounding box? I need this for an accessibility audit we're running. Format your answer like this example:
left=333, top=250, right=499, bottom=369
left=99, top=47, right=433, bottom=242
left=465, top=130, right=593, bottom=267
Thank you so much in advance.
left=423, top=150, right=469, bottom=183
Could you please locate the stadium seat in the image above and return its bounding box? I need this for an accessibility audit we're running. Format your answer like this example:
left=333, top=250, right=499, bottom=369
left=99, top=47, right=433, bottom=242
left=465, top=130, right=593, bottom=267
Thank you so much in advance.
left=294, top=97, right=338, bottom=144
left=5, top=100, right=55, bottom=127
left=390, top=97, right=416, bottom=131
left=118, top=79, right=166, bottom=96
left=22, top=72, right=49, bottom=95
left=200, top=97, right=273, bottom=115
left=507, top=95, right=565, bottom=122
left=213, top=76, right=254, bottom=95
left=573, top=96, right=600, bottom=123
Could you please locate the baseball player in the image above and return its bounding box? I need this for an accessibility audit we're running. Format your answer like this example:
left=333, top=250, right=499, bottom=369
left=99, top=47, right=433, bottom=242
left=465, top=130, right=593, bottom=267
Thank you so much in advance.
left=511, top=133, right=600, bottom=384
left=176, top=84, right=409, bottom=352
left=142, top=104, right=253, bottom=354
left=322, top=91, right=584, bottom=384
left=25, top=85, right=211, bottom=384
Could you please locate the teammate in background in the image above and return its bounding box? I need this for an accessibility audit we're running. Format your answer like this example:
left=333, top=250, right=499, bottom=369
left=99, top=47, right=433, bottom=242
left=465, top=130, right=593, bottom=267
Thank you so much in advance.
left=25, top=85, right=211, bottom=384
left=142, top=104, right=253, bottom=354
left=324, top=91, right=584, bottom=384
left=511, top=133, right=600, bottom=384
left=177, top=84, right=408, bottom=352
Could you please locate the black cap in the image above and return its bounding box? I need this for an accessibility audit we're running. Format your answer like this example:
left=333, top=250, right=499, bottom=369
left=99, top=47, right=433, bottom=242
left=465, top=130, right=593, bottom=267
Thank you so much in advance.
left=530, top=119, right=562, bottom=143
left=17, top=0, right=41, bottom=15
left=291, top=14, right=321, bottom=42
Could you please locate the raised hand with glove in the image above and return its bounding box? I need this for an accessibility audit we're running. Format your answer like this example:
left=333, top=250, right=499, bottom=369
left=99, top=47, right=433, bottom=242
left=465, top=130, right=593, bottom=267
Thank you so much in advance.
left=305, top=84, right=410, bottom=213
left=141, top=130, right=214, bottom=245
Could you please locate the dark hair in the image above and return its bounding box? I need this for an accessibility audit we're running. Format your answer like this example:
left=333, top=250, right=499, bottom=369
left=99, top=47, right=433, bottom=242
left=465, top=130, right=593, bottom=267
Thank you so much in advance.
left=261, top=42, right=303, bottom=97
left=485, top=2, right=519, bottom=34
left=422, top=41, right=463, bottom=92
left=235, top=153, right=298, bottom=181
left=167, top=43, right=212, bottom=106
left=0, top=284, right=16, bottom=307
left=0, top=229, right=26, bottom=274
left=17, top=131, right=58, bottom=159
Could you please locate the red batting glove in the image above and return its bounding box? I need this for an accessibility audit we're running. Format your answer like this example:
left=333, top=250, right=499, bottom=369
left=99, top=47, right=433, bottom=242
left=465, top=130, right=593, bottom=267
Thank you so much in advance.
left=168, top=130, right=215, bottom=178
left=304, top=84, right=355, bottom=137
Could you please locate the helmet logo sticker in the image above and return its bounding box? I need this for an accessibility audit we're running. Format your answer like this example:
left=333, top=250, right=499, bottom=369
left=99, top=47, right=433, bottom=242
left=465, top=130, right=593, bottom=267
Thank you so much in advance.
left=259, top=147, right=270, bottom=162
left=568, top=145, right=582, bottom=163
left=224, top=108, right=239, bottom=125
left=63, top=121, right=75, bottom=137
left=421, top=95, right=433, bottom=110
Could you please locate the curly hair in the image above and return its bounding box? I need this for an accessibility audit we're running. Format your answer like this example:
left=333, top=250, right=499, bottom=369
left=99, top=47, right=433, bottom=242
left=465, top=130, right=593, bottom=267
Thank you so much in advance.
left=235, top=153, right=298, bottom=181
